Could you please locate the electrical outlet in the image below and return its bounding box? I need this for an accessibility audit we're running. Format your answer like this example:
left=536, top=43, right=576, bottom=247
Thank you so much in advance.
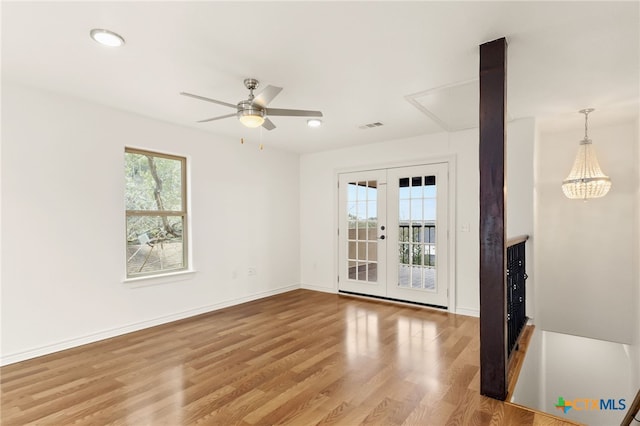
left=248, top=267, right=257, bottom=276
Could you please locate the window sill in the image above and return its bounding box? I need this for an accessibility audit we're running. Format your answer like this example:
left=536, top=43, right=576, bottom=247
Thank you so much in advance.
left=123, top=269, right=196, bottom=288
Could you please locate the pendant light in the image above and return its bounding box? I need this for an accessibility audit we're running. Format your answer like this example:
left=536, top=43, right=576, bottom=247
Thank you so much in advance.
left=561, top=108, right=611, bottom=200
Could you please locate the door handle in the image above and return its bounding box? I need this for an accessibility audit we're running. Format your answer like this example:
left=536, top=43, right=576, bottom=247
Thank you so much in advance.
left=379, top=235, right=386, bottom=240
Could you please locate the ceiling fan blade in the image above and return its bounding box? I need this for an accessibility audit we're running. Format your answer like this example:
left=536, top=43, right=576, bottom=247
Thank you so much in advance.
left=196, top=113, right=237, bottom=123
left=265, top=108, right=323, bottom=117
left=253, top=85, right=283, bottom=107
left=180, top=92, right=237, bottom=109
left=262, top=118, right=276, bottom=131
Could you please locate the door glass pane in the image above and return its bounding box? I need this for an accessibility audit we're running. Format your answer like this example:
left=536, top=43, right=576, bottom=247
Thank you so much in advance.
left=368, top=242, right=377, bottom=262
left=346, top=180, right=378, bottom=283
left=411, top=226, right=421, bottom=243
left=424, top=184, right=436, bottom=198
left=348, top=220, right=356, bottom=240
left=399, top=226, right=408, bottom=242
left=399, top=200, right=410, bottom=221
left=357, top=181, right=367, bottom=199
left=348, top=261, right=357, bottom=279
left=411, top=244, right=422, bottom=265
left=397, top=175, right=437, bottom=290
left=347, top=201, right=357, bottom=218
left=398, top=264, right=410, bottom=287
left=411, top=265, right=422, bottom=288
left=357, top=227, right=368, bottom=240
left=356, top=201, right=366, bottom=220
left=410, top=176, right=422, bottom=198
left=423, top=199, right=436, bottom=221
left=357, top=242, right=367, bottom=260
left=399, top=243, right=409, bottom=264
left=367, top=201, right=377, bottom=220
left=348, top=241, right=356, bottom=260
left=366, top=263, right=378, bottom=282
left=410, top=199, right=422, bottom=221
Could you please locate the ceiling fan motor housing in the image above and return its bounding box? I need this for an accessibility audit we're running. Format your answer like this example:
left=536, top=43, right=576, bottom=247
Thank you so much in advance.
left=237, top=100, right=264, bottom=119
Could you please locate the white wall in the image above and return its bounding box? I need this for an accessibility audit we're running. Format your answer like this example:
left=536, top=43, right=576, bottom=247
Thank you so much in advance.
left=513, top=330, right=635, bottom=426
left=1, top=83, right=301, bottom=365
left=299, top=118, right=535, bottom=315
left=535, top=120, right=638, bottom=344
left=507, top=118, right=536, bottom=318
left=507, top=119, right=535, bottom=238
left=510, top=328, right=542, bottom=407
left=635, top=116, right=640, bottom=388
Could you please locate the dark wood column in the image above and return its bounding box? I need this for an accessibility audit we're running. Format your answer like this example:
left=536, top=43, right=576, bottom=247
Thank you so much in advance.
left=479, top=37, right=508, bottom=400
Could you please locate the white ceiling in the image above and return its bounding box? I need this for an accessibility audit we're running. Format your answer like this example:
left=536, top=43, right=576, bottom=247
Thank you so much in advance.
left=2, top=1, right=638, bottom=153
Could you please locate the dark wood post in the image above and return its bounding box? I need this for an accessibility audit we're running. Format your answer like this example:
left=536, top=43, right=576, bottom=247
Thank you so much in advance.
left=479, top=37, right=508, bottom=400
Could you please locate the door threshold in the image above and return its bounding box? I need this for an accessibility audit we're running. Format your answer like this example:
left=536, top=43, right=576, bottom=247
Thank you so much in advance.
left=338, top=290, right=447, bottom=310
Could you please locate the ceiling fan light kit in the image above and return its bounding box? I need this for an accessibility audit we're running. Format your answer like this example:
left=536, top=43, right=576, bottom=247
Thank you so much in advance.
left=237, top=101, right=265, bottom=128
left=181, top=78, right=323, bottom=131
left=307, top=119, right=322, bottom=128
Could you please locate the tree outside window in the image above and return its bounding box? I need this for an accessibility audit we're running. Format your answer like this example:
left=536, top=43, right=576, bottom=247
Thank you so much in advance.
left=125, top=148, right=187, bottom=277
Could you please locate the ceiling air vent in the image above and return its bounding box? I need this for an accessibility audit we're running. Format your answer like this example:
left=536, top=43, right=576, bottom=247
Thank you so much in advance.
left=358, top=122, right=384, bottom=130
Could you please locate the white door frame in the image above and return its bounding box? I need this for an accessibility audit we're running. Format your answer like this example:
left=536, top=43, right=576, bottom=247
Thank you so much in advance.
left=333, top=155, right=457, bottom=313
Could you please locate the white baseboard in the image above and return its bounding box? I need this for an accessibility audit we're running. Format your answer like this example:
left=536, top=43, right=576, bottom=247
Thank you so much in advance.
left=455, top=307, right=480, bottom=317
left=300, top=283, right=337, bottom=294
left=0, top=284, right=299, bottom=366
left=304, top=285, right=478, bottom=318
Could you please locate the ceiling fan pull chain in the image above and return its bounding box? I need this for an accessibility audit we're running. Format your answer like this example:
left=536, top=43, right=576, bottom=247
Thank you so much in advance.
left=259, top=125, right=264, bottom=150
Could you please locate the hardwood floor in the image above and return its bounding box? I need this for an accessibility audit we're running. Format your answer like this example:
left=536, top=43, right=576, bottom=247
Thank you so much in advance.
left=1, top=290, right=580, bottom=425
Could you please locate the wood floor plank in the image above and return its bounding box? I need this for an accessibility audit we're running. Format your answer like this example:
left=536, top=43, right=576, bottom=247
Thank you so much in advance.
left=0, top=289, right=580, bottom=425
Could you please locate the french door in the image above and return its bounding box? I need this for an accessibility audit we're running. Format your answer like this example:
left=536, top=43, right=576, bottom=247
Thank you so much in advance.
left=338, top=163, right=449, bottom=307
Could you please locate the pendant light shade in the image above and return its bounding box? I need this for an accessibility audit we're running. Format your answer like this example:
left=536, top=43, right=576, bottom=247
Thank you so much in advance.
left=561, top=109, right=611, bottom=200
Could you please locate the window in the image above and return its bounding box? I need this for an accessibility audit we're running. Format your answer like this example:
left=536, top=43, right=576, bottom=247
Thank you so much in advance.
left=125, top=148, right=187, bottom=278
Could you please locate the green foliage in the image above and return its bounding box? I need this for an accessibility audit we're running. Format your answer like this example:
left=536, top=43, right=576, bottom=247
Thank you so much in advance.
left=398, top=243, right=424, bottom=266
left=412, top=244, right=422, bottom=265
left=399, top=244, right=408, bottom=264
left=125, top=153, right=182, bottom=211
left=125, top=152, right=184, bottom=243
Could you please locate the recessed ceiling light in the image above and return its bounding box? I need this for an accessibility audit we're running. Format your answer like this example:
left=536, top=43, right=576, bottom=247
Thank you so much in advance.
left=307, top=119, right=322, bottom=128
left=90, top=29, right=125, bottom=47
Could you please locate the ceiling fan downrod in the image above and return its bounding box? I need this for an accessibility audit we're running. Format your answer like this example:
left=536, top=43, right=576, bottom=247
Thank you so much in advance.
left=244, top=78, right=259, bottom=101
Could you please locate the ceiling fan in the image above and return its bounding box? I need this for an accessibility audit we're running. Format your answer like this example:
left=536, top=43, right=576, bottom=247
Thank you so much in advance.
left=180, top=78, right=323, bottom=131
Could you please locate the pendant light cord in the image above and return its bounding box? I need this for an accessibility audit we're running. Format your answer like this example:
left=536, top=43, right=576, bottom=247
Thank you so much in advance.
left=580, top=108, right=594, bottom=141
left=582, top=110, right=588, bottom=200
